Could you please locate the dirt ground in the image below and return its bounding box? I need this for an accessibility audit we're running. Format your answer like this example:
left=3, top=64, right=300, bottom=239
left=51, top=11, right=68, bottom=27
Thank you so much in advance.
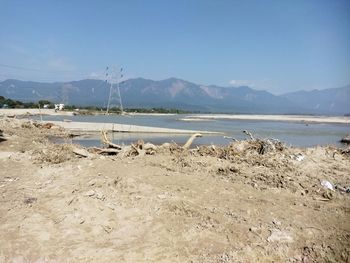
left=0, top=117, right=349, bottom=262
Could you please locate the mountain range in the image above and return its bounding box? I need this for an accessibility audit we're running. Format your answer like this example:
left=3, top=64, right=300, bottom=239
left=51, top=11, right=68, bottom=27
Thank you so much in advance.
left=0, top=78, right=349, bottom=115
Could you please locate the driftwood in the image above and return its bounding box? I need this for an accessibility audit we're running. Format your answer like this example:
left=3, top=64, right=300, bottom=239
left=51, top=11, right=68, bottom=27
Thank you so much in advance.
left=101, top=130, right=122, bottom=149
left=90, top=147, right=120, bottom=155
left=243, top=130, right=254, bottom=140
left=340, top=134, right=350, bottom=144
left=131, top=143, right=146, bottom=157
left=90, top=132, right=205, bottom=157
left=183, top=133, right=202, bottom=149
left=223, top=136, right=237, bottom=142
left=72, top=147, right=92, bottom=158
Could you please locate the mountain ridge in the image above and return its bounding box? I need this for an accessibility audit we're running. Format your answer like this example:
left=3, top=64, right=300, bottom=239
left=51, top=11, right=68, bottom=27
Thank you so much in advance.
left=0, top=78, right=349, bottom=115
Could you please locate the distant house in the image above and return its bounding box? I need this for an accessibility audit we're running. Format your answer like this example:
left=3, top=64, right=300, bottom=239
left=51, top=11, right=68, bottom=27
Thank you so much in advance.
left=54, top=104, right=65, bottom=111
left=43, top=104, right=50, bottom=109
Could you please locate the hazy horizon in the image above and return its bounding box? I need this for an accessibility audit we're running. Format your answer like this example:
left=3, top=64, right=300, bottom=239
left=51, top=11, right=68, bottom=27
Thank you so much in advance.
left=1, top=0, right=349, bottom=94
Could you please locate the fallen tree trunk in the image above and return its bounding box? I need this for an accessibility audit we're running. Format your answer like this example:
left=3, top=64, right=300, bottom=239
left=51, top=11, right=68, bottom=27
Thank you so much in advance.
left=101, top=130, right=122, bottom=149
left=183, top=133, right=202, bottom=149
left=90, top=147, right=120, bottom=155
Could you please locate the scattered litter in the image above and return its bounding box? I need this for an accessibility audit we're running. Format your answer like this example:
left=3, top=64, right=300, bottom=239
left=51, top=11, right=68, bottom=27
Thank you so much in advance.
left=94, top=191, right=106, bottom=201
left=24, top=197, right=37, bottom=205
left=267, top=229, right=293, bottom=243
left=272, top=219, right=281, bottom=226
left=3, top=177, right=19, bottom=182
left=296, top=154, right=305, bottom=161
left=157, top=194, right=167, bottom=200
left=85, top=190, right=95, bottom=197
left=290, top=153, right=305, bottom=161
left=335, top=185, right=350, bottom=193
left=102, top=225, right=113, bottom=234
left=323, top=191, right=334, bottom=200
left=106, top=203, right=115, bottom=210
left=320, top=180, right=334, bottom=191
left=67, top=197, right=75, bottom=205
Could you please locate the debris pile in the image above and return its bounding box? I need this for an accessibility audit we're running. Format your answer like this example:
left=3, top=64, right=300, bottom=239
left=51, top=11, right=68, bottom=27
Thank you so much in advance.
left=33, top=144, right=75, bottom=164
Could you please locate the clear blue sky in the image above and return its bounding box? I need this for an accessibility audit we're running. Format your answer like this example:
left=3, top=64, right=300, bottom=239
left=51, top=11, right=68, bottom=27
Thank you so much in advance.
left=0, top=0, right=349, bottom=93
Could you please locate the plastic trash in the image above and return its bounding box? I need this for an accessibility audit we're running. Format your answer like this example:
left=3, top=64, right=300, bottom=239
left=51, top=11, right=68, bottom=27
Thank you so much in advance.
left=290, top=153, right=305, bottom=161
left=295, top=154, right=305, bottom=162
left=335, top=185, right=350, bottom=193
left=320, top=180, right=334, bottom=191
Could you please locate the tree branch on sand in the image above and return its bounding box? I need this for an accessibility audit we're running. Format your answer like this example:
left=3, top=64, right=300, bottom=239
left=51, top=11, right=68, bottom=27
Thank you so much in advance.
left=183, top=133, right=202, bottom=149
left=101, top=130, right=122, bottom=149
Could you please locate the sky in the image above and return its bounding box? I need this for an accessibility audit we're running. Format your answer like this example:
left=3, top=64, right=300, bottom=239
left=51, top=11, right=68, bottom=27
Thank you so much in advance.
left=0, top=0, right=349, bottom=94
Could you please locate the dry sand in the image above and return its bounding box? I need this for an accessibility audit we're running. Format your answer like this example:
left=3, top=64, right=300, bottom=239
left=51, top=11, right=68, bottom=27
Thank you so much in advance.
left=47, top=120, right=218, bottom=134
left=2, top=109, right=350, bottom=124
left=0, top=117, right=349, bottom=262
left=0, top=109, right=74, bottom=117
left=185, top=114, right=350, bottom=124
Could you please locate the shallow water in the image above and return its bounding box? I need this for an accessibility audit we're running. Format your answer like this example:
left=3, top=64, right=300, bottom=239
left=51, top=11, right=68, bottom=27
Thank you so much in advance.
left=32, top=114, right=350, bottom=148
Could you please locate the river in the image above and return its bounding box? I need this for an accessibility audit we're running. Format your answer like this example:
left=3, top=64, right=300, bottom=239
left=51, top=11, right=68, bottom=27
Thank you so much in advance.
left=32, top=114, right=350, bottom=148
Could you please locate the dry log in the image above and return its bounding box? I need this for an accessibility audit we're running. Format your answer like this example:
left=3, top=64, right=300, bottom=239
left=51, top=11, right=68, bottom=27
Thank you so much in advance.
left=72, top=147, right=92, bottom=158
left=183, top=133, right=202, bottom=149
left=243, top=130, right=254, bottom=140
left=90, top=147, right=120, bottom=155
left=131, top=144, right=146, bottom=157
left=101, top=130, right=122, bottom=149
left=223, top=136, right=237, bottom=141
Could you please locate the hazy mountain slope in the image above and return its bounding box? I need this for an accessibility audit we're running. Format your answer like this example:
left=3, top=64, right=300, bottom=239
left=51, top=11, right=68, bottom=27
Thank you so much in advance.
left=281, top=85, right=350, bottom=115
left=1, top=78, right=348, bottom=114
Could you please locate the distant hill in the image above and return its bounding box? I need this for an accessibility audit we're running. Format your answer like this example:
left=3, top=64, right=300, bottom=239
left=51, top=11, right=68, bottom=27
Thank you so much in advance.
left=0, top=78, right=349, bottom=115
left=281, top=85, right=350, bottom=115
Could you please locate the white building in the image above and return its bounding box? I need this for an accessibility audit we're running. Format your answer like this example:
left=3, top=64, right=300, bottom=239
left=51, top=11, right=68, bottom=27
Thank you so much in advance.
left=54, top=104, right=65, bottom=111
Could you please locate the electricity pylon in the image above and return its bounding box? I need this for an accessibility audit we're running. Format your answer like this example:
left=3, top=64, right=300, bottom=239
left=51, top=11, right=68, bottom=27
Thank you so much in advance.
left=105, top=65, right=124, bottom=115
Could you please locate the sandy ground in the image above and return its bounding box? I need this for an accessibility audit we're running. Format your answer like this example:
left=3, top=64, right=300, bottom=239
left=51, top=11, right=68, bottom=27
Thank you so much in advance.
left=185, top=114, right=350, bottom=124
left=0, top=118, right=349, bottom=262
left=46, top=121, right=218, bottom=134
left=0, top=109, right=74, bottom=117
left=2, top=109, right=350, bottom=124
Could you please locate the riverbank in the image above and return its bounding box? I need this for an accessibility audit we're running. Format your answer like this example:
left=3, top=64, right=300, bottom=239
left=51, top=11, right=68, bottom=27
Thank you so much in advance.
left=46, top=120, right=218, bottom=134
left=1, top=109, right=350, bottom=124
left=0, top=108, right=74, bottom=117
left=185, top=114, right=350, bottom=124
left=0, top=117, right=349, bottom=262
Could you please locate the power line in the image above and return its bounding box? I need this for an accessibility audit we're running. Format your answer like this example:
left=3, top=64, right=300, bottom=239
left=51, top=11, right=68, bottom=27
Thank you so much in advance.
left=0, top=63, right=89, bottom=74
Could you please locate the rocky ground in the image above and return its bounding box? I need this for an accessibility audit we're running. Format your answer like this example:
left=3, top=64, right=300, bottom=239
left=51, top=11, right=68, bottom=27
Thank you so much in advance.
left=0, top=117, right=349, bottom=262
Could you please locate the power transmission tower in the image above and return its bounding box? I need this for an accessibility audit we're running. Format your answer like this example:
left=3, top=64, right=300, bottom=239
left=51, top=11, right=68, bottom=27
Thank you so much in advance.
left=105, top=66, right=124, bottom=115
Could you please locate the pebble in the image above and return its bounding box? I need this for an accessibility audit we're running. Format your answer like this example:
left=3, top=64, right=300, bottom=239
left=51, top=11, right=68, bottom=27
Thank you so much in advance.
left=85, top=190, right=95, bottom=197
left=272, top=219, right=281, bottom=226
left=267, top=229, right=293, bottom=243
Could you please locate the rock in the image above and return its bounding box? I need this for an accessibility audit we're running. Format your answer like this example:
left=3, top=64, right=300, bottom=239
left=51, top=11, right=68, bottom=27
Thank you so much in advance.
left=72, top=147, right=92, bottom=158
left=24, top=197, right=37, bottom=205
left=249, top=226, right=259, bottom=232
left=340, top=134, right=350, bottom=144
left=42, top=123, right=54, bottom=129
left=157, top=194, right=167, bottom=199
left=95, top=191, right=106, bottom=201
left=267, top=229, right=293, bottom=243
left=272, top=219, right=282, bottom=226
left=85, top=190, right=95, bottom=197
